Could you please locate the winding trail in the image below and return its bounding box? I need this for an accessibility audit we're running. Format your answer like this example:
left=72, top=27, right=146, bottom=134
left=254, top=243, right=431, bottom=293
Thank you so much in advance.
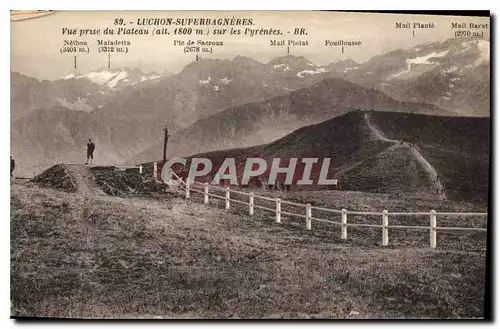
left=63, top=164, right=108, bottom=240
left=363, top=112, right=447, bottom=200
left=364, top=113, right=398, bottom=143
left=65, top=164, right=106, bottom=196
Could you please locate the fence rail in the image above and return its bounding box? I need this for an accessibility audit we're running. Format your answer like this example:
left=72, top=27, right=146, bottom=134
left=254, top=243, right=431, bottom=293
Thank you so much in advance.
left=163, top=166, right=488, bottom=249
left=116, top=165, right=143, bottom=174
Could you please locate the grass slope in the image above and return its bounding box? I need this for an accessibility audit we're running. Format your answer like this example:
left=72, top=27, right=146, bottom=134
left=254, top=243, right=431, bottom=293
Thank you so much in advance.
left=370, top=112, right=490, bottom=203
left=151, top=111, right=489, bottom=203
left=11, top=184, right=486, bottom=319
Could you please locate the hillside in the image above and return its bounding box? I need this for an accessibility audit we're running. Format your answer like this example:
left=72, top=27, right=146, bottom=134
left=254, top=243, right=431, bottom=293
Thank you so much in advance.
left=11, top=106, right=163, bottom=177
left=163, top=111, right=489, bottom=204
left=10, top=72, right=111, bottom=120
left=131, top=78, right=449, bottom=164
left=369, top=112, right=490, bottom=203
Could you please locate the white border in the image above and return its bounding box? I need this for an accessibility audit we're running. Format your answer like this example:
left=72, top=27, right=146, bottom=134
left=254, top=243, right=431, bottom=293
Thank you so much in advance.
left=3, top=1, right=497, bottom=328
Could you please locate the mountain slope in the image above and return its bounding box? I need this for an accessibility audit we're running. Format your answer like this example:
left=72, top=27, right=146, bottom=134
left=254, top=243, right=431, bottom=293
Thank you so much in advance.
left=11, top=68, right=174, bottom=119
left=11, top=72, right=112, bottom=120
left=131, top=77, right=451, bottom=164
left=165, top=111, right=489, bottom=203
left=339, top=37, right=490, bottom=116
left=92, top=55, right=342, bottom=132
left=11, top=106, right=161, bottom=176
left=369, top=112, right=490, bottom=202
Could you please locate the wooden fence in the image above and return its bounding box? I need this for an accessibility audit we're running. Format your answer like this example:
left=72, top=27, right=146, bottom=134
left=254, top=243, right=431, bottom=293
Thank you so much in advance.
left=164, top=168, right=487, bottom=249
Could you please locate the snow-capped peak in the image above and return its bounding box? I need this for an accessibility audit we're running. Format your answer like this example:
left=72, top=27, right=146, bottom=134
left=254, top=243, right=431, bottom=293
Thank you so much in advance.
left=441, top=66, right=458, bottom=75
left=406, top=50, right=449, bottom=66
left=476, top=40, right=490, bottom=65
left=140, top=74, right=161, bottom=82
left=60, top=68, right=166, bottom=89
left=344, top=67, right=360, bottom=73
left=80, top=70, right=124, bottom=86
left=106, top=71, right=129, bottom=88
left=219, top=77, right=232, bottom=85
left=273, top=64, right=290, bottom=71
left=296, top=67, right=328, bottom=78
left=199, top=77, right=211, bottom=85
left=388, top=50, right=450, bottom=80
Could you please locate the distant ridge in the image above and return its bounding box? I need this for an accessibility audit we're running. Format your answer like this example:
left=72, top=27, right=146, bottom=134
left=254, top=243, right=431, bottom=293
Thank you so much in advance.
left=170, top=111, right=489, bottom=203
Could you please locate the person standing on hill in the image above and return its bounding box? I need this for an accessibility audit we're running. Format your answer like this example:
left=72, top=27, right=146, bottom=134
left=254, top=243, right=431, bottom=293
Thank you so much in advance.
left=10, top=156, right=15, bottom=179
left=86, top=139, right=95, bottom=165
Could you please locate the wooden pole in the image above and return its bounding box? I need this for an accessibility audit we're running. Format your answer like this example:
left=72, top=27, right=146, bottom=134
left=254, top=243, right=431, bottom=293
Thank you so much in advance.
left=225, top=187, right=230, bottom=210
left=204, top=182, right=209, bottom=204
left=153, top=161, right=157, bottom=182
left=163, top=127, right=169, bottom=164
left=306, top=203, right=312, bottom=230
left=276, top=198, right=281, bottom=223
left=430, top=210, right=437, bottom=248
left=185, top=181, right=190, bottom=199
left=249, top=192, right=254, bottom=215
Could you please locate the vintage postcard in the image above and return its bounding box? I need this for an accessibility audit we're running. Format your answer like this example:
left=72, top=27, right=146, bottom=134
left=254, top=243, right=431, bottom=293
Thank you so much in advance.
left=10, top=10, right=490, bottom=319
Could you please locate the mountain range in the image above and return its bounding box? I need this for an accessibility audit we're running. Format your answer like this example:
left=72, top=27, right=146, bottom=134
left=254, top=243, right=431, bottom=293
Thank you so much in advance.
left=130, top=77, right=449, bottom=164
left=11, top=37, right=490, bottom=176
left=339, top=38, right=490, bottom=116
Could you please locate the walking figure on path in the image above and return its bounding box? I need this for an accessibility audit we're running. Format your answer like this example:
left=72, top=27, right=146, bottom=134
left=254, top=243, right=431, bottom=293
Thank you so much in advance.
left=86, top=139, right=95, bottom=166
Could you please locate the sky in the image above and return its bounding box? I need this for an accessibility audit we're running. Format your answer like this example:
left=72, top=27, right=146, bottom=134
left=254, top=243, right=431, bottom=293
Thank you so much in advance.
left=11, top=11, right=490, bottom=80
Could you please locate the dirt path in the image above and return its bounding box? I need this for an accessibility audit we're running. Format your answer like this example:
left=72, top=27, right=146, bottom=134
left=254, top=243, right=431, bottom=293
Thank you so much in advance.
left=364, top=112, right=398, bottom=143
left=65, top=164, right=106, bottom=196
left=363, top=112, right=446, bottom=200
left=409, top=148, right=447, bottom=199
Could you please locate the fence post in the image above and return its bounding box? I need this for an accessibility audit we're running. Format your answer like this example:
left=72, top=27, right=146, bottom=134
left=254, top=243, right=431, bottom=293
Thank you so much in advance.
left=249, top=192, right=254, bottom=215
left=430, top=210, right=437, bottom=249
left=276, top=198, right=281, bottom=223
left=164, top=169, right=170, bottom=192
left=185, top=181, right=190, bottom=199
left=225, top=187, right=230, bottom=210
left=153, top=161, right=158, bottom=181
left=306, top=204, right=312, bottom=230
left=341, top=209, right=347, bottom=239
left=382, top=210, right=389, bottom=246
left=139, top=165, right=143, bottom=175
left=204, top=182, right=209, bottom=204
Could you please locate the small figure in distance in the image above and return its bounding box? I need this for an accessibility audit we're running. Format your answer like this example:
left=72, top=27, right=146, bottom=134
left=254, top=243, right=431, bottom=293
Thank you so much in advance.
left=86, top=139, right=95, bottom=166
left=10, top=156, right=15, bottom=181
